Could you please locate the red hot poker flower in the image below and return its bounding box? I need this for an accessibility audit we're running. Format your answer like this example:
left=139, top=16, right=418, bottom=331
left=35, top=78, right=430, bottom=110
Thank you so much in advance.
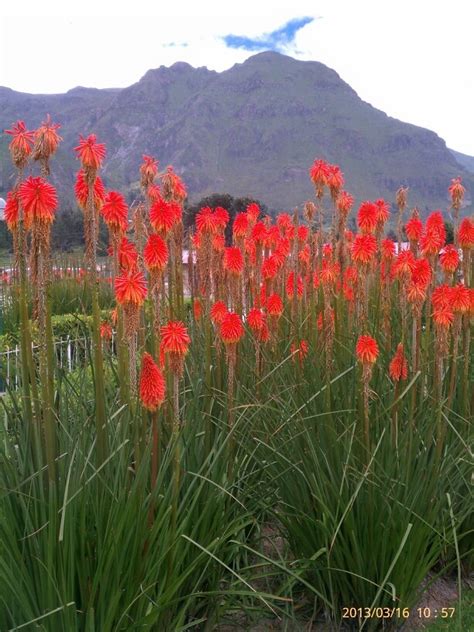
left=405, top=211, right=423, bottom=242
left=139, top=352, right=166, bottom=412
left=114, top=269, right=147, bottom=306
left=144, top=234, right=168, bottom=271
left=74, top=134, right=106, bottom=171
left=101, top=191, right=128, bottom=234
left=118, top=237, right=138, bottom=271
left=140, top=155, right=158, bottom=187
left=439, top=245, right=459, bottom=274
left=458, top=218, right=474, bottom=250
left=150, top=198, right=180, bottom=235
left=336, top=191, right=354, bottom=216
left=33, top=115, right=62, bottom=161
left=448, top=177, right=465, bottom=209
left=4, top=191, right=20, bottom=230
left=246, top=203, right=260, bottom=224
left=374, top=199, right=390, bottom=225
left=220, top=311, right=244, bottom=345
left=357, top=202, right=378, bottom=234
left=356, top=335, right=379, bottom=365
left=266, top=293, right=283, bottom=318
left=309, top=158, right=330, bottom=196
left=224, top=247, right=244, bottom=275
left=351, top=234, right=378, bottom=265
left=160, top=321, right=190, bottom=365
left=74, top=170, right=105, bottom=209
left=451, top=283, right=470, bottom=313
left=389, top=343, right=408, bottom=381
left=247, top=307, right=265, bottom=332
left=233, top=212, right=249, bottom=239
left=18, top=176, right=57, bottom=225
left=356, top=336, right=379, bottom=364
left=210, top=301, right=228, bottom=325
left=5, top=120, right=35, bottom=168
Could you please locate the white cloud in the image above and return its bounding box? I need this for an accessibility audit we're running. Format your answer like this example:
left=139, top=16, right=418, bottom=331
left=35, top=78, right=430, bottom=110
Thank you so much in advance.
left=0, top=0, right=473, bottom=153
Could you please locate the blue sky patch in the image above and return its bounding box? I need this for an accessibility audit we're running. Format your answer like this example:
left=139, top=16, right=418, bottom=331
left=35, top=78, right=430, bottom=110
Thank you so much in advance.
left=223, top=17, right=314, bottom=52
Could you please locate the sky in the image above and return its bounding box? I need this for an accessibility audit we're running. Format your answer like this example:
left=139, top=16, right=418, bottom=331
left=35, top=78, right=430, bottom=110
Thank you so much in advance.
left=1, top=0, right=473, bottom=154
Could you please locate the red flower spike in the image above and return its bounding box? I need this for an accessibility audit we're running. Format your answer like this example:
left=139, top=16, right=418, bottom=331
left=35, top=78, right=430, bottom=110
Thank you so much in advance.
left=150, top=198, right=180, bottom=234
left=144, top=234, right=168, bottom=271
left=439, top=245, right=459, bottom=273
left=247, top=308, right=265, bottom=331
left=18, top=176, right=57, bottom=225
left=74, top=134, right=106, bottom=170
left=224, top=247, right=244, bottom=275
left=336, top=191, right=354, bottom=217
left=220, top=312, right=244, bottom=345
left=357, top=202, right=378, bottom=234
left=139, top=352, right=166, bottom=412
left=266, top=293, right=284, bottom=318
left=351, top=233, right=377, bottom=265
left=210, top=301, right=229, bottom=325
left=389, top=343, right=408, bottom=381
left=118, top=237, right=139, bottom=271
left=114, top=269, right=147, bottom=306
left=5, top=120, right=35, bottom=168
left=356, top=335, right=379, bottom=365
left=101, top=191, right=128, bottom=234
left=34, top=114, right=62, bottom=160
left=160, top=321, right=190, bottom=356
left=74, top=170, right=105, bottom=209
left=233, top=212, right=249, bottom=239
left=4, top=191, right=20, bottom=230
left=458, top=218, right=474, bottom=249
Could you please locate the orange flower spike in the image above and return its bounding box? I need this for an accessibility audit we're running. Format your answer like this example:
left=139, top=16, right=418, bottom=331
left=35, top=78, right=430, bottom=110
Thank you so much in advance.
left=118, top=237, right=138, bottom=271
left=458, top=218, right=474, bottom=250
left=101, top=191, right=128, bottom=234
left=193, top=298, right=203, bottom=321
left=144, top=234, right=168, bottom=271
left=4, top=191, right=20, bottom=230
left=246, top=202, right=260, bottom=224
left=75, top=170, right=105, bottom=209
left=448, top=177, right=465, bottom=209
left=389, top=343, right=408, bottom=381
left=336, top=191, right=354, bottom=217
left=5, top=120, right=35, bottom=168
left=247, top=307, right=265, bottom=332
left=100, top=321, right=113, bottom=341
left=160, top=321, right=190, bottom=357
left=224, top=247, right=244, bottom=275
left=351, top=233, right=378, bottom=265
left=309, top=158, right=330, bottom=197
left=34, top=114, right=62, bottom=160
left=220, top=312, right=244, bottom=345
left=327, top=164, right=344, bottom=200
left=439, top=245, right=459, bottom=274
left=139, top=352, right=166, bottom=412
left=74, top=134, right=106, bottom=171
left=210, top=301, right=229, bottom=325
left=451, top=283, right=470, bottom=314
left=140, top=155, right=158, bottom=187
left=356, top=335, right=379, bottom=365
left=357, top=201, right=378, bottom=234
left=150, top=198, right=180, bottom=235
left=266, top=293, right=283, bottom=318
left=114, top=269, right=147, bottom=306
left=18, top=176, right=58, bottom=225
left=374, top=198, right=390, bottom=226
left=233, top=212, right=249, bottom=239
left=405, top=211, right=423, bottom=243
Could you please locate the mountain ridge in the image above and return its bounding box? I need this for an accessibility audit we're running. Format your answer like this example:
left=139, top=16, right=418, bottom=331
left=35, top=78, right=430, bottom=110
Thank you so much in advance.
left=0, top=51, right=472, bottom=216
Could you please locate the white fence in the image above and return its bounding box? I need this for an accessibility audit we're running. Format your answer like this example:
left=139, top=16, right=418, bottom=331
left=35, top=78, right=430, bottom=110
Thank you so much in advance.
left=0, top=333, right=116, bottom=394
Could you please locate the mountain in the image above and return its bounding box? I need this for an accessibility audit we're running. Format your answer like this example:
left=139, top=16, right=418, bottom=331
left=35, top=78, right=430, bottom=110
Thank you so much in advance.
left=450, top=149, right=474, bottom=174
left=0, top=51, right=472, bottom=217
